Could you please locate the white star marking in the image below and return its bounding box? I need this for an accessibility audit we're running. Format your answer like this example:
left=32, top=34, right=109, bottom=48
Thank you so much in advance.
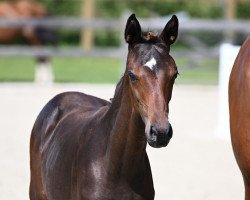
left=144, top=58, right=156, bottom=71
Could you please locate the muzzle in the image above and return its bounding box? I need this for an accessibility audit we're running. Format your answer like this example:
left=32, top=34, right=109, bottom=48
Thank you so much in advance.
left=146, top=123, right=173, bottom=148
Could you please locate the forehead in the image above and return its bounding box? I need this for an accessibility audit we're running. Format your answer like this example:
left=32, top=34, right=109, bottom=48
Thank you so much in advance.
left=130, top=43, right=170, bottom=68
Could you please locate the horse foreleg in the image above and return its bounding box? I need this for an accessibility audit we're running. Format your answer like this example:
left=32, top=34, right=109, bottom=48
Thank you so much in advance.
left=245, top=186, right=250, bottom=200
left=30, top=132, right=48, bottom=200
left=29, top=180, right=48, bottom=200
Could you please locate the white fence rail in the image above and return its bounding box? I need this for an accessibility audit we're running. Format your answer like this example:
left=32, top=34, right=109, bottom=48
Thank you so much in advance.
left=0, top=16, right=249, bottom=58
left=0, top=16, right=248, bottom=86
left=0, top=46, right=123, bottom=58
left=0, top=17, right=250, bottom=32
left=0, top=45, right=220, bottom=58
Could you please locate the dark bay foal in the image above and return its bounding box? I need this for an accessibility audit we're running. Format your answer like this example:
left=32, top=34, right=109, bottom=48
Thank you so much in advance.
left=30, top=14, right=179, bottom=200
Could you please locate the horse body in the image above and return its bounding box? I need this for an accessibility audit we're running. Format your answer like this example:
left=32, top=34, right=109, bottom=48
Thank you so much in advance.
left=30, top=14, right=179, bottom=200
left=31, top=90, right=154, bottom=200
left=229, top=36, right=250, bottom=199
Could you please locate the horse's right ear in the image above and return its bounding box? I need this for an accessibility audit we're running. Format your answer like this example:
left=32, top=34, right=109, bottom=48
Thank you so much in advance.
left=124, top=14, right=142, bottom=44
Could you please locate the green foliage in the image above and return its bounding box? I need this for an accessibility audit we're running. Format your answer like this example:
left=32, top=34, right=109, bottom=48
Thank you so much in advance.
left=59, top=30, right=80, bottom=46
left=37, top=0, right=250, bottom=19
left=96, top=0, right=223, bottom=18
left=124, top=1, right=221, bottom=18
left=94, top=31, right=120, bottom=47
left=38, top=0, right=81, bottom=16
left=184, top=2, right=222, bottom=18
left=237, top=2, right=250, bottom=19
left=148, top=2, right=182, bottom=17
left=36, top=0, right=250, bottom=47
left=96, top=1, right=125, bottom=18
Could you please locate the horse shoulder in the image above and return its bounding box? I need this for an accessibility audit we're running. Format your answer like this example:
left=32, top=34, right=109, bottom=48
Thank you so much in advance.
left=32, top=91, right=109, bottom=143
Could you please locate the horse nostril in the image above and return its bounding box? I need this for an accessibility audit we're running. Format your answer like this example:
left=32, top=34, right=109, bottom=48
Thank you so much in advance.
left=150, top=126, right=158, bottom=141
left=150, top=126, right=157, bottom=135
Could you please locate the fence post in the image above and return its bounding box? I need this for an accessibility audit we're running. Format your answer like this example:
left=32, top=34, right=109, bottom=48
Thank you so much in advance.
left=217, top=43, right=239, bottom=139
left=224, top=0, right=236, bottom=43
left=81, top=0, right=95, bottom=51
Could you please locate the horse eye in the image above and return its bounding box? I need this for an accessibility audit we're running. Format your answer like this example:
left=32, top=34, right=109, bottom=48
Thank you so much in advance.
left=173, top=70, right=179, bottom=79
left=128, top=71, right=138, bottom=82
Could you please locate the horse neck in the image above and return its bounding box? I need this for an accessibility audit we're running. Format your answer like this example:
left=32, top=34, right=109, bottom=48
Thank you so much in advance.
left=105, top=75, right=147, bottom=177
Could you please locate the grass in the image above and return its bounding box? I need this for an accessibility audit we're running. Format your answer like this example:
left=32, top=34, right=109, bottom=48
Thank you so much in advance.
left=52, top=58, right=121, bottom=83
left=175, top=58, right=218, bottom=85
left=0, top=57, right=219, bottom=85
left=0, top=57, right=35, bottom=82
left=0, top=57, right=121, bottom=83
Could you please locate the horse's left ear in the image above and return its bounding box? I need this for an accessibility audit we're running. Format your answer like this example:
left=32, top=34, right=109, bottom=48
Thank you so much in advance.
left=160, top=15, right=179, bottom=46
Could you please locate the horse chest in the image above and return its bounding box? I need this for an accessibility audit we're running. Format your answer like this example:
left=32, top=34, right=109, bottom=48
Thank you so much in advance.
left=79, top=166, right=153, bottom=200
left=80, top=182, right=147, bottom=200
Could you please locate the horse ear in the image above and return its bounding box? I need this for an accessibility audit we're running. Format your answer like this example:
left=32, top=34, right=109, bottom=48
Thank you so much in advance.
left=124, top=14, right=142, bottom=44
left=160, top=15, right=178, bottom=46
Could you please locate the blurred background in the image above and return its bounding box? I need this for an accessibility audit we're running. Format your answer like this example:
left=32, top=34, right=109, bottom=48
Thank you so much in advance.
left=0, top=0, right=249, bottom=199
left=0, top=0, right=249, bottom=84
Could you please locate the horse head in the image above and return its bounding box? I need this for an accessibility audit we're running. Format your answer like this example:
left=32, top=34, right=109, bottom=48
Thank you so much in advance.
left=124, top=14, right=179, bottom=148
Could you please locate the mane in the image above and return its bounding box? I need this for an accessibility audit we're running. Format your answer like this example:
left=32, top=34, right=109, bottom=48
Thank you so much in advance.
left=141, top=31, right=158, bottom=44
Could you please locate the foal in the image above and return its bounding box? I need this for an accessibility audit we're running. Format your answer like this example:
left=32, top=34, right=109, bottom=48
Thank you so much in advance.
left=30, top=14, right=179, bottom=200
